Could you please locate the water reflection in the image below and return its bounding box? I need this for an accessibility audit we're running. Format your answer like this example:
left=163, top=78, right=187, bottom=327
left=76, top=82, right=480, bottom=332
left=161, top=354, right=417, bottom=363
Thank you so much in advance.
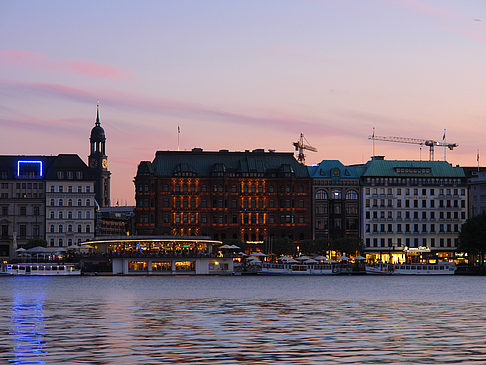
left=1, top=276, right=486, bottom=364
left=9, top=288, right=47, bottom=364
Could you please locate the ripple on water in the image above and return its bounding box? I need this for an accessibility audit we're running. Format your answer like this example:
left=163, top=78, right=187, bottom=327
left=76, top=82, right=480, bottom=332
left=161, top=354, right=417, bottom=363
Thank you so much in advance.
left=1, top=276, right=486, bottom=364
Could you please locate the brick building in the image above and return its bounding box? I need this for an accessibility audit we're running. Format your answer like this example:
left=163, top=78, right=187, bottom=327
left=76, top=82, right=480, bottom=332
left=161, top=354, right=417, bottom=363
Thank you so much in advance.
left=134, top=148, right=312, bottom=244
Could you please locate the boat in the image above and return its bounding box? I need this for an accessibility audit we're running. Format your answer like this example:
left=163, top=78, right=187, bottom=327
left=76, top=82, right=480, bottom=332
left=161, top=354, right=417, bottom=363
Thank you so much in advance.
left=365, top=262, right=456, bottom=275
left=5, top=263, right=81, bottom=276
left=258, top=262, right=338, bottom=275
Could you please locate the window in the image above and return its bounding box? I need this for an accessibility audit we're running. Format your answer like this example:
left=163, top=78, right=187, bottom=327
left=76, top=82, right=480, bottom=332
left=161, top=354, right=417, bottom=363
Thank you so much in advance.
left=86, top=211, right=90, bottom=219
left=68, top=199, right=72, bottom=206
left=331, top=190, right=342, bottom=200
left=345, top=191, right=358, bottom=200
left=59, top=224, right=63, bottom=233
left=50, top=225, right=55, bottom=233
left=78, top=199, right=82, bottom=207
left=86, top=199, right=91, bottom=207
left=86, top=225, right=90, bottom=233
left=316, top=190, right=328, bottom=200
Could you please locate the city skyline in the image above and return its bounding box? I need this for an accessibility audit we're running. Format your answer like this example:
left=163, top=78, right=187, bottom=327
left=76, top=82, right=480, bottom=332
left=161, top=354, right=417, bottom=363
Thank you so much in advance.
left=1, top=0, right=485, bottom=205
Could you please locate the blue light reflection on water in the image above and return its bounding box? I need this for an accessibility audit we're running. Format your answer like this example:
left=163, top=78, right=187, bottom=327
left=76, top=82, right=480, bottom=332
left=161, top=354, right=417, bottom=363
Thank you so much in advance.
left=8, top=278, right=47, bottom=365
left=1, top=276, right=486, bottom=364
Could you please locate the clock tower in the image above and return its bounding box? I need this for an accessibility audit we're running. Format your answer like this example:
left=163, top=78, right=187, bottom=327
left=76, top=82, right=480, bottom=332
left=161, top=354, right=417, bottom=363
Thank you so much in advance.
left=89, top=103, right=111, bottom=207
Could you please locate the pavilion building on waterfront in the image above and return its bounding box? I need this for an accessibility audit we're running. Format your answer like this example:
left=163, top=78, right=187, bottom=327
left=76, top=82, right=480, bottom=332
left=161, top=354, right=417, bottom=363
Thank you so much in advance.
left=81, top=235, right=234, bottom=275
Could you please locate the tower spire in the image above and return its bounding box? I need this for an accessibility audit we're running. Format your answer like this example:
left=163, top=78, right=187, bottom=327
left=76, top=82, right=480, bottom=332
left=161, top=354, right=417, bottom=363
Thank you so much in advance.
left=96, top=101, right=100, bottom=126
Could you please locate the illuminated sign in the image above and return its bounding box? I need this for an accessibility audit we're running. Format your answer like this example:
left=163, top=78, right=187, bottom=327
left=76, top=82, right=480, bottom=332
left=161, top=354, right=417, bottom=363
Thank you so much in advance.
left=17, top=160, right=43, bottom=177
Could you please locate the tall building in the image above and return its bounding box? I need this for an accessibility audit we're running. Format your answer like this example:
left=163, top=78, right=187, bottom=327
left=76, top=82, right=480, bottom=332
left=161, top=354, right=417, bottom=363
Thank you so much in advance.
left=134, top=148, right=312, bottom=244
left=88, top=104, right=111, bottom=207
left=308, top=160, right=361, bottom=241
left=0, top=154, right=96, bottom=257
left=45, top=154, right=96, bottom=247
left=0, top=157, right=47, bottom=256
left=361, top=157, right=467, bottom=262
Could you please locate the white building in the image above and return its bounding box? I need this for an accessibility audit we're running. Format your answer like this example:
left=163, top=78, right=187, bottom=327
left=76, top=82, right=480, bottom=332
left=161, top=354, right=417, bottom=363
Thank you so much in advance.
left=361, top=158, right=467, bottom=262
left=45, top=155, right=95, bottom=247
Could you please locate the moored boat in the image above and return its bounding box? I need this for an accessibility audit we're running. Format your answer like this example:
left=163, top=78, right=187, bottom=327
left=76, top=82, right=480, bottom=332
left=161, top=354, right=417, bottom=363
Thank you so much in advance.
left=5, top=263, right=81, bottom=276
left=259, top=262, right=337, bottom=275
left=365, top=262, right=456, bottom=275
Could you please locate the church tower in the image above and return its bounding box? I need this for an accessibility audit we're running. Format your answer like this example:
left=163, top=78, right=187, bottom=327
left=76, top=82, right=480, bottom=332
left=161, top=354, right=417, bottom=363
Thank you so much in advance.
left=88, top=103, right=111, bottom=207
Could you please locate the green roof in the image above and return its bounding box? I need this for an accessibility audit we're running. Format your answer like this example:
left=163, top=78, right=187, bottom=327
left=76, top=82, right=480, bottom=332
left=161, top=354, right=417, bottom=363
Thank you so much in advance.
left=362, top=159, right=465, bottom=178
left=138, top=149, right=309, bottom=178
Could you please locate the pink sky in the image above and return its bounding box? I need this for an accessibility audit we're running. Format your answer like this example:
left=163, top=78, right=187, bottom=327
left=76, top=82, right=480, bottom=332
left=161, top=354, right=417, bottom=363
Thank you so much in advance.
left=1, top=0, right=486, bottom=205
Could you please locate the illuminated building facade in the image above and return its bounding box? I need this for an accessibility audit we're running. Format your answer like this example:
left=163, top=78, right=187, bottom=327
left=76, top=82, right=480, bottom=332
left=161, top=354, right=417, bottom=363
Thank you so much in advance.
left=308, top=160, right=361, bottom=241
left=0, top=154, right=96, bottom=256
left=45, top=155, right=96, bottom=247
left=361, top=157, right=467, bottom=261
left=134, top=149, right=312, bottom=244
left=81, top=236, right=234, bottom=275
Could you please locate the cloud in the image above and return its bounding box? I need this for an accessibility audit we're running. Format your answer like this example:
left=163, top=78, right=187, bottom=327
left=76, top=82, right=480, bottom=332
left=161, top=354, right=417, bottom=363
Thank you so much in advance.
left=0, top=79, right=363, bottom=140
left=0, top=49, right=135, bottom=81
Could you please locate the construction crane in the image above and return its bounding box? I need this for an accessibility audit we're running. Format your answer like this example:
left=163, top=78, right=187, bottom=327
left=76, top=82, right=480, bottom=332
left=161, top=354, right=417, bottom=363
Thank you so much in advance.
left=293, top=133, right=317, bottom=164
left=368, top=134, right=458, bottom=161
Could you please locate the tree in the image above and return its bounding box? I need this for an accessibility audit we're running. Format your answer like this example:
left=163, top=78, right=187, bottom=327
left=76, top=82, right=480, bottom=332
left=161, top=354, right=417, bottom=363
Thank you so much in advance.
left=330, top=237, right=363, bottom=255
left=300, top=239, right=329, bottom=255
left=272, top=238, right=297, bottom=256
left=458, top=212, right=486, bottom=266
left=25, top=238, right=48, bottom=249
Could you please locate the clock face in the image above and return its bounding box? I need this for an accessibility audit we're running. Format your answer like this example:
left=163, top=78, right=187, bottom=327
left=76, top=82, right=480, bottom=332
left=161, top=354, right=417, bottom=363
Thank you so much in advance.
left=102, top=159, right=108, bottom=168
left=90, top=159, right=98, bottom=168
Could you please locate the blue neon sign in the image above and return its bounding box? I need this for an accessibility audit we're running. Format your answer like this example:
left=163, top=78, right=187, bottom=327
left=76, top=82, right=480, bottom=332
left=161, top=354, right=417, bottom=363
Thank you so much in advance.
left=17, top=161, right=43, bottom=177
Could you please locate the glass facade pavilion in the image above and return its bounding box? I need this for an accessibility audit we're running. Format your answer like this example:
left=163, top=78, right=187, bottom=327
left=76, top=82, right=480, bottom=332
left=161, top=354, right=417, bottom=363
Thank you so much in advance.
left=81, top=235, right=221, bottom=257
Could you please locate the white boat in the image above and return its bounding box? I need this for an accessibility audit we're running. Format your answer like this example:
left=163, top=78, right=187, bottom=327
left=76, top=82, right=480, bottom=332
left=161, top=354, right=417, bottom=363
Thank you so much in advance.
left=365, top=262, right=456, bottom=275
left=259, top=262, right=337, bottom=275
left=5, top=263, right=81, bottom=276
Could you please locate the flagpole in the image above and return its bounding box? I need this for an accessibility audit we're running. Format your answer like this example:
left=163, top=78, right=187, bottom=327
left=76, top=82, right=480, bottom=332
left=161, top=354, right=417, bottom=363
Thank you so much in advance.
left=443, top=128, right=446, bottom=161
left=372, top=127, right=375, bottom=159
left=478, top=149, right=480, bottom=174
left=178, top=125, right=180, bottom=151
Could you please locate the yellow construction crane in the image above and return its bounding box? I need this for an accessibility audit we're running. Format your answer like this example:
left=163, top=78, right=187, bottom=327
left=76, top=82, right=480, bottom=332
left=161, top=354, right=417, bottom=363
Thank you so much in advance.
left=368, top=134, right=458, bottom=161
left=293, top=133, right=317, bottom=164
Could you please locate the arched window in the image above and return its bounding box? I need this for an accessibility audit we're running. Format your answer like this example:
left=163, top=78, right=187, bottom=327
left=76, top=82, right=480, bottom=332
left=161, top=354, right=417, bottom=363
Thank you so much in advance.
left=59, top=224, right=63, bottom=233
left=315, top=190, right=328, bottom=200
left=331, top=190, right=342, bottom=200
left=346, top=190, right=358, bottom=200
left=68, top=199, right=73, bottom=206
left=59, top=199, right=63, bottom=207
left=50, top=225, right=55, bottom=233
left=86, top=199, right=91, bottom=207
left=77, top=199, right=82, bottom=207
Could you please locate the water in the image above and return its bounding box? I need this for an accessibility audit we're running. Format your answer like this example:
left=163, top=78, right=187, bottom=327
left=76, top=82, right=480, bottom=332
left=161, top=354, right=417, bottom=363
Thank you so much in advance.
left=1, top=276, right=486, bottom=364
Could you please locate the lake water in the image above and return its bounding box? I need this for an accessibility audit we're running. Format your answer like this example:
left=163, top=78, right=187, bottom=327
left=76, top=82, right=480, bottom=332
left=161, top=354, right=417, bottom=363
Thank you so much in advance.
left=1, top=275, right=486, bottom=364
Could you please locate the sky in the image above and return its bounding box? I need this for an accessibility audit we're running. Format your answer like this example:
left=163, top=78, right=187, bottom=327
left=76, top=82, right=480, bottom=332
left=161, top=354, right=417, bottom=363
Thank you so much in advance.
left=1, top=0, right=486, bottom=205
